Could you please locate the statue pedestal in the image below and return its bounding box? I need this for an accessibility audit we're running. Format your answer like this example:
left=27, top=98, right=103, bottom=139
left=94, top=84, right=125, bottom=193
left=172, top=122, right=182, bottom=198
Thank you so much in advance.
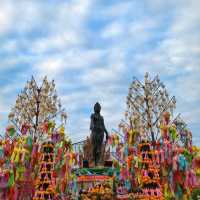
left=83, top=137, right=111, bottom=168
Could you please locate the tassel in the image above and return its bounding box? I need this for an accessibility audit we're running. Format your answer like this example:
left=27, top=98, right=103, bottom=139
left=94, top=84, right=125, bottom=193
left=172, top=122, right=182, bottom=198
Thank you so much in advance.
left=176, top=184, right=183, bottom=199
left=172, top=155, right=178, bottom=171
left=125, top=179, right=131, bottom=191
left=8, top=186, right=15, bottom=200
left=134, top=157, right=139, bottom=168
left=73, top=179, right=78, bottom=194
left=0, top=148, right=4, bottom=158
left=14, top=149, right=20, bottom=163
left=169, top=171, right=173, bottom=189
left=6, top=125, right=15, bottom=137
left=168, top=143, right=172, bottom=164
left=178, top=155, right=187, bottom=171
left=57, top=147, right=63, bottom=162
left=31, top=144, right=38, bottom=158
left=10, top=150, right=16, bottom=163
left=150, top=189, right=154, bottom=196
left=15, top=168, right=20, bottom=181
left=27, top=136, right=33, bottom=147
left=7, top=170, right=14, bottom=187
left=143, top=188, right=148, bottom=195
left=156, top=188, right=162, bottom=197
left=124, top=146, right=129, bottom=157
left=151, top=151, right=156, bottom=163
left=184, top=170, right=189, bottom=188
left=165, top=144, right=168, bottom=159
left=157, top=150, right=160, bottom=164
left=41, top=193, right=44, bottom=199
left=160, top=150, right=164, bottom=163
left=144, top=170, right=148, bottom=177
left=190, top=169, right=198, bottom=187
left=13, top=187, right=19, bottom=200
left=20, top=152, right=25, bottom=163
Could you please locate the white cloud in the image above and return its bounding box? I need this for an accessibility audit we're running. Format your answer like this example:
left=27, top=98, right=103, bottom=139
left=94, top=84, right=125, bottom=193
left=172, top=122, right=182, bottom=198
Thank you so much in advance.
left=34, top=48, right=105, bottom=78
left=0, top=100, right=9, bottom=114
left=0, top=2, right=13, bottom=34
left=133, top=1, right=200, bottom=75
left=31, top=33, right=81, bottom=54
left=101, top=1, right=133, bottom=18
left=169, top=0, right=200, bottom=35
left=101, top=21, right=124, bottom=38
left=81, top=65, right=122, bottom=84
left=30, top=0, right=93, bottom=54
left=175, top=74, right=200, bottom=103
left=0, top=1, right=44, bottom=35
left=37, top=57, right=63, bottom=75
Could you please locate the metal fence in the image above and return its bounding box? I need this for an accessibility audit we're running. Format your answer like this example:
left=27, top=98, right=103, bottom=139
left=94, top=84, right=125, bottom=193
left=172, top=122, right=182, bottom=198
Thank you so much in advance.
left=72, top=140, right=86, bottom=153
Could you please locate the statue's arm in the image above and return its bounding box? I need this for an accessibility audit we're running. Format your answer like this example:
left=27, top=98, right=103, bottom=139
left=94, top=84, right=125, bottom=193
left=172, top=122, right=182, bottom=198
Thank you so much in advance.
left=102, top=117, right=109, bottom=139
left=90, top=114, right=94, bottom=130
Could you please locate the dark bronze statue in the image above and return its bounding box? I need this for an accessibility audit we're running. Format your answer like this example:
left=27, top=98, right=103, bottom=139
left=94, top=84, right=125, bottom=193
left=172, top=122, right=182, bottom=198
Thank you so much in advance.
left=90, top=102, right=108, bottom=166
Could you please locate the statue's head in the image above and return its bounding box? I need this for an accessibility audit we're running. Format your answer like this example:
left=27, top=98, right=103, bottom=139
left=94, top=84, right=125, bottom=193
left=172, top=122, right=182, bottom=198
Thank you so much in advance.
left=94, top=102, right=101, bottom=113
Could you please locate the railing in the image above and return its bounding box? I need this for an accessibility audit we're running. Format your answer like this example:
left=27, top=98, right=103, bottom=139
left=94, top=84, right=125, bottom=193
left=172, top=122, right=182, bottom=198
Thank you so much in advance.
left=72, top=140, right=86, bottom=153
left=71, top=131, right=125, bottom=166
left=72, top=141, right=124, bottom=166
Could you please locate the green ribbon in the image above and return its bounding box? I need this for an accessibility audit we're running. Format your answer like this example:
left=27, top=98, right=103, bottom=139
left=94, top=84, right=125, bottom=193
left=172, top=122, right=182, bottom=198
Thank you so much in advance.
left=7, top=170, right=14, bottom=187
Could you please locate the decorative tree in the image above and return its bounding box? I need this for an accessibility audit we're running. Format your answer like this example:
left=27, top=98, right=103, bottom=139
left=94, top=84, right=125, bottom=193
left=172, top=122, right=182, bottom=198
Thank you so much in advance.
left=116, top=73, right=197, bottom=199
left=125, top=72, right=176, bottom=143
left=8, top=76, right=67, bottom=141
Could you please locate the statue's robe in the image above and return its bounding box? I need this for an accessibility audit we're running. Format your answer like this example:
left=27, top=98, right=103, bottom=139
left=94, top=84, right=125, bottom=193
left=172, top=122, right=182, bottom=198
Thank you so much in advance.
left=90, top=113, right=107, bottom=165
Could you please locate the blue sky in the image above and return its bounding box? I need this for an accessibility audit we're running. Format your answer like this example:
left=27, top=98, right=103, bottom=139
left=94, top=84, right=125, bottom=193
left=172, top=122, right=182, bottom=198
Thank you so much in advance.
left=0, top=0, right=199, bottom=145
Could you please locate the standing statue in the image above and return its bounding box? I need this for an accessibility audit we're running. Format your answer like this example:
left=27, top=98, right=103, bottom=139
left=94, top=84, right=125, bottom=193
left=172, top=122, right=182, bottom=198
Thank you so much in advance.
left=90, top=102, right=109, bottom=166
